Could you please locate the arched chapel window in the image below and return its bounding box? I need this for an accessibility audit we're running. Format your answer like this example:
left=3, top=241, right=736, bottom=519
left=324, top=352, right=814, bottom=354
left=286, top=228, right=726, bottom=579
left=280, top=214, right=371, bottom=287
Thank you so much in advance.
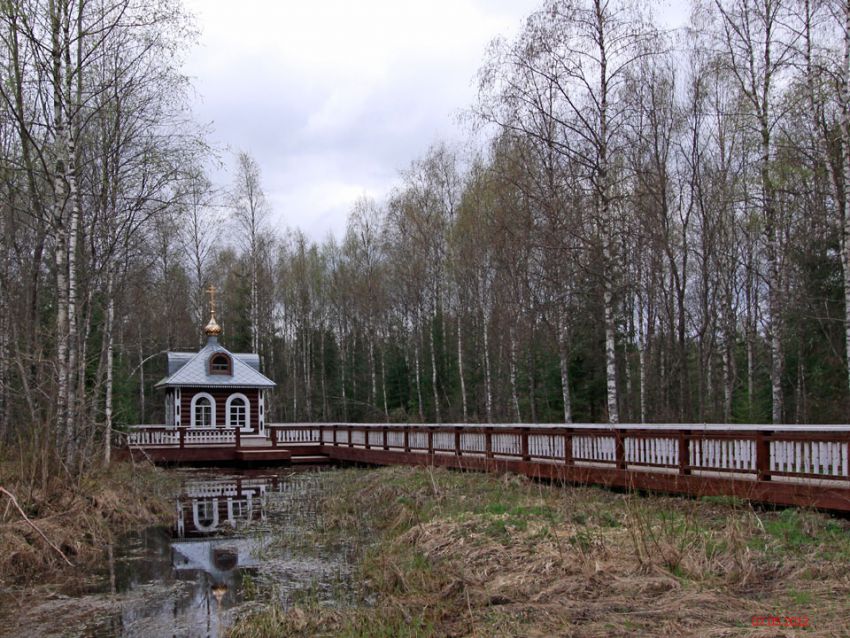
left=229, top=397, right=247, bottom=429
left=195, top=396, right=212, bottom=427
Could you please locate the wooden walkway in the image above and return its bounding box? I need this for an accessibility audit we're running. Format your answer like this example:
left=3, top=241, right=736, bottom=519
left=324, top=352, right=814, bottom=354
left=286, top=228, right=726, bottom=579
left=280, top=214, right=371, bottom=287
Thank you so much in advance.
left=117, top=423, right=850, bottom=512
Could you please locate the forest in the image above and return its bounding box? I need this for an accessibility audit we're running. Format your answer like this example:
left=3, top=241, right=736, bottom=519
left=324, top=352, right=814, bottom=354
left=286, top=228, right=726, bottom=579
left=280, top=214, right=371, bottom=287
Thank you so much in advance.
left=2, top=0, right=850, bottom=473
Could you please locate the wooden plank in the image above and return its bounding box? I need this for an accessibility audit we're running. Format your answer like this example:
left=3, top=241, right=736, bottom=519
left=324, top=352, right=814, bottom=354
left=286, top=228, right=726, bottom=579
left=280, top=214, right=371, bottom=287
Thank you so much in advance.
left=235, top=449, right=291, bottom=462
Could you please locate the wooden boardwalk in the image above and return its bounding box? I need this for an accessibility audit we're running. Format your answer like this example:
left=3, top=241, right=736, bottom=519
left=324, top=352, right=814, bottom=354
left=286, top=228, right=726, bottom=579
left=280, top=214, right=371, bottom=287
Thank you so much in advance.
left=117, top=423, right=850, bottom=512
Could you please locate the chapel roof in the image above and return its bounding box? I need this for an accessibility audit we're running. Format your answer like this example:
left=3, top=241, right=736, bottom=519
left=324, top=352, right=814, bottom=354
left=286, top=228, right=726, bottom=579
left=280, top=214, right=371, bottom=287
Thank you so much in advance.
left=154, top=284, right=275, bottom=389
left=154, top=337, right=275, bottom=389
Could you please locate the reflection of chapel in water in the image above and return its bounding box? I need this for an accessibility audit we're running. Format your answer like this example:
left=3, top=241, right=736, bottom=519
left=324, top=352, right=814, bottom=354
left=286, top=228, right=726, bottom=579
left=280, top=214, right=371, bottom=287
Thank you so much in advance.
left=175, top=476, right=270, bottom=537
left=169, top=475, right=317, bottom=586
left=155, top=285, right=276, bottom=435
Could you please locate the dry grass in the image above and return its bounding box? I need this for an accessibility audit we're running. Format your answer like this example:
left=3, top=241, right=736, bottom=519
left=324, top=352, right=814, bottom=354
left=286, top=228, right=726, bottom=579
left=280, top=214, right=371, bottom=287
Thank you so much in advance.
left=0, top=459, right=177, bottom=587
left=229, top=466, right=850, bottom=637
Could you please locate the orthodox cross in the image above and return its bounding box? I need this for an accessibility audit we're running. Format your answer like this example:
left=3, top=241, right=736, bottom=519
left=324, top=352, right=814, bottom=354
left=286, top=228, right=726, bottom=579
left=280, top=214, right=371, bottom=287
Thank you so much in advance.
left=205, top=284, right=218, bottom=317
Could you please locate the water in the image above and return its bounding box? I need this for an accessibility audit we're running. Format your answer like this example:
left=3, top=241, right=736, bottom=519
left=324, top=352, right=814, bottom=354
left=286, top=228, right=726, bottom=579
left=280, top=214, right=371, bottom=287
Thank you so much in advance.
left=43, top=468, right=356, bottom=638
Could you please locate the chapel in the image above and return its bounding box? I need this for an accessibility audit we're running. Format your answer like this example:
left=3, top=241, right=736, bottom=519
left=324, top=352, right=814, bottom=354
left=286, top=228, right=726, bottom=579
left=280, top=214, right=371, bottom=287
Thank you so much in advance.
left=154, top=286, right=275, bottom=435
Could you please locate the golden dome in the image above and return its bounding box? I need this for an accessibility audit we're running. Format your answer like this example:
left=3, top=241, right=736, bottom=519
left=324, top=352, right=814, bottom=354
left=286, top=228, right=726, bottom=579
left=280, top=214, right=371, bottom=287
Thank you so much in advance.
left=204, top=313, right=222, bottom=336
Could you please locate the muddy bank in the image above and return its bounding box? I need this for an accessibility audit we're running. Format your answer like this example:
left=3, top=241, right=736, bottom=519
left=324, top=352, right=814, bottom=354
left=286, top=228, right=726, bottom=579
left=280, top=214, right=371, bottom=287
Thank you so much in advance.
left=0, top=461, right=177, bottom=587
left=0, top=467, right=358, bottom=638
left=229, top=466, right=850, bottom=637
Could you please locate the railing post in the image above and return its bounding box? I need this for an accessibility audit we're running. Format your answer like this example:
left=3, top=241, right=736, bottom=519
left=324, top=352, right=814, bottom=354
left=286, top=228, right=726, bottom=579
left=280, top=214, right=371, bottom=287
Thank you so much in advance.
left=271, top=427, right=278, bottom=448
left=383, top=426, right=388, bottom=451
left=333, top=426, right=338, bottom=447
left=564, top=430, right=572, bottom=466
left=678, top=431, right=690, bottom=475
left=455, top=427, right=462, bottom=457
left=318, top=424, right=324, bottom=446
left=615, top=431, right=626, bottom=470
left=179, top=427, right=185, bottom=449
left=485, top=429, right=493, bottom=460
left=756, top=431, right=772, bottom=481
left=403, top=427, right=410, bottom=453
left=348, top=425, right=353, bottom=448
left=521, top=428, right=530, bottom=461
left=427, top=428, right=434, bottom=457
left=365, top=427, right=371, bottom=450
left=235, top=427, right=241, bottom=449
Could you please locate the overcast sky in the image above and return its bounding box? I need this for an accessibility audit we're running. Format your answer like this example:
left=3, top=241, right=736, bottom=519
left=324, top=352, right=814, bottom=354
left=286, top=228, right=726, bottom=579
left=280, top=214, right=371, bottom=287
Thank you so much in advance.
left=182, top=0, right=688, bottom=243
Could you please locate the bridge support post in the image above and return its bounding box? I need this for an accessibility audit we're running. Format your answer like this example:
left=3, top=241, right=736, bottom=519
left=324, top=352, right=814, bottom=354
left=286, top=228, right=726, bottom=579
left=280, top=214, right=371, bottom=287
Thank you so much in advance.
left=756, top=432, right=772, bottom=481
left=678, top=431, right=690, bottom=475
left=615, top=432, right=626, bottom=471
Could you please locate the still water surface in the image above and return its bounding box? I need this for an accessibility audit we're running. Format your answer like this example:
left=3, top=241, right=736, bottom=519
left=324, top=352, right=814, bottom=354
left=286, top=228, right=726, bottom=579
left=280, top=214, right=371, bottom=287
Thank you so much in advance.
left=73, top=467, right=354, bottom=637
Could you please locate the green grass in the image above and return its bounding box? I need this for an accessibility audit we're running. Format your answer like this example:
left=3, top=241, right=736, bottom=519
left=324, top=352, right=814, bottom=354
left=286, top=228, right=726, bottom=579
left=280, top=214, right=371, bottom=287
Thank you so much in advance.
left=227, top=466, right=850, bottom=638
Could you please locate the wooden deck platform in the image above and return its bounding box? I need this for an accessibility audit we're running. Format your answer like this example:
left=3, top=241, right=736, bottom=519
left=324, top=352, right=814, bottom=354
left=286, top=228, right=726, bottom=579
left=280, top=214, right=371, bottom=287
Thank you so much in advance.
left=116, top=423, right=850, bottom=512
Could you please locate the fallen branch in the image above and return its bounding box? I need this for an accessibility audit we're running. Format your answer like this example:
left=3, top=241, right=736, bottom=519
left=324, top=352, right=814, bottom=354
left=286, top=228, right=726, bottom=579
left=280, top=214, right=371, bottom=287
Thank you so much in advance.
left=0, top=486, right=73, bottom=566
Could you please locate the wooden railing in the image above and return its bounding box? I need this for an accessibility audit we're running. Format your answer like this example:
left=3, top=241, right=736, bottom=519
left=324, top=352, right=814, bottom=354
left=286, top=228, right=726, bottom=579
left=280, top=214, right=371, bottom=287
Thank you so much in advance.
left=124, top=426, right=238, bottom=448
left=120, top=423, right=850, bottom=508
left=123, top=423, right=850, bottom=483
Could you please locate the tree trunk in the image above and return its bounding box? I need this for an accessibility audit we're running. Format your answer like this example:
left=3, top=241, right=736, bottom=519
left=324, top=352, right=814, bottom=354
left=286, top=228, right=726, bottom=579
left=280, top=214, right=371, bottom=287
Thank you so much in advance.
left=380, top=340, right=389, bottom=422
left=320, top=327, right=328, bottom=420
left=557, top=313, right=573, bottom=424
left=480, top=286, right=493, bottom=424
left=339, top=332, right=347, bottom=421
left=842, top=0, right=850, bottom=413
left=457, top=314, right=468, bottom=423
left=137, top=327, right=145, bottom=423
left=429, top=311, right=441, bottom=423
left=509, top=324, right=521, bottom=422
left=104, top=271, right=115, bottom=465
left=368, top=331, right=377, bottom=410
left=603, top=277, right=620, bottom=424
left=414, top=318, right=424, bottom=422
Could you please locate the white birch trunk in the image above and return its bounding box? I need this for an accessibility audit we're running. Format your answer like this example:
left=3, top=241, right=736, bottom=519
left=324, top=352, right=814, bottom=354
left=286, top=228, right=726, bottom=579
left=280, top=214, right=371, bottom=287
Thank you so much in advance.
left=50, top=0, right=70, bottom=453
left=320, top=327, right=328, bottom=420
left=842, top=1, right=850, bottom=407
left=414, top=320, right=424, bottom=422
left=380, top=340, right=389, bottom=422
left=303, top=326, right=312, bottom=420
left=104, top=270, right=115, bottom=465
left=368, top=332, right=377, bottom=409
left=603, top=276, right=620, bottom=424
left=557, top=313, right=573, bottom=424
left=291, top=341, right=298, bottom=421
left=429, top=311, right=441, bottom=423
left=479, top=274, right=493, bottom=424
left=457, top=314, right=468, bottom=423
left=509, top=324, right=521, bottom=422
left=637, top=289, right=647, bottom=424
left=339, top=333, right=347, bottom=421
